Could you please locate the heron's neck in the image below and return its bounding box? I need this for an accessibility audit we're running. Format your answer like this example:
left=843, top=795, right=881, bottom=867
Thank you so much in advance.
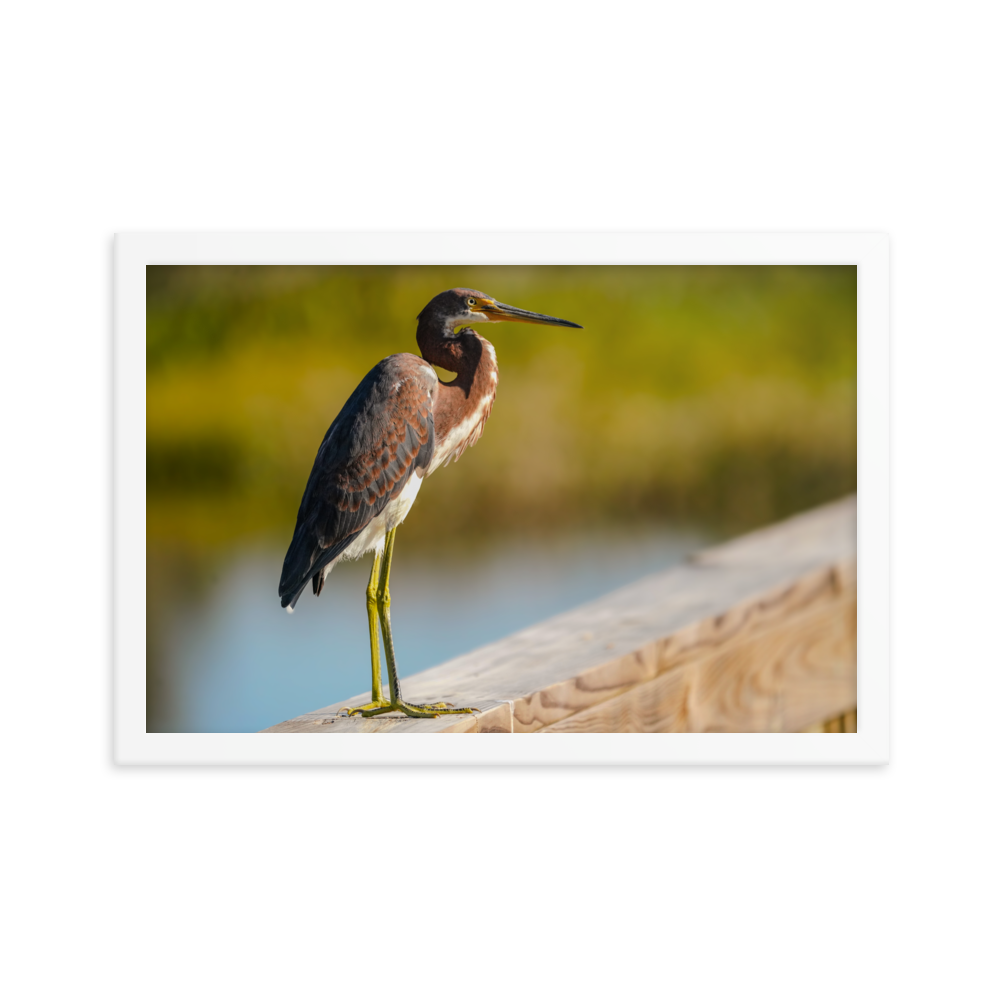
left=417, top=323, right=498, bottom=444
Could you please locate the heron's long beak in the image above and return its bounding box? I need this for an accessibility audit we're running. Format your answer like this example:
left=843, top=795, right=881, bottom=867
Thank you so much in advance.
left=482, top=300, right=583, bottom=329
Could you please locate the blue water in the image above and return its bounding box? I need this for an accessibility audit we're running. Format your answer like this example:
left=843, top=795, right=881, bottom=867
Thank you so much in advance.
left=152, top=526, right=710, bottom=732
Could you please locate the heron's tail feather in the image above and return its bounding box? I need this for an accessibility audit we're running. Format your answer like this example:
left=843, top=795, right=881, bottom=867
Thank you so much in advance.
left=281, top=580, right=309, bottom=611
left=278, top=526, right=356, bottom=610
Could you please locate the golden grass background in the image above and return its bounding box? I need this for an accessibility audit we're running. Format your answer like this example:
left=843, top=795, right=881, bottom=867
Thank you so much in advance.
left=147, top=264, right=856, bottom=550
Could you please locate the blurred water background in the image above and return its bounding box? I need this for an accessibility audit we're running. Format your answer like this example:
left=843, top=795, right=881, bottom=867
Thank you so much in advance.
left=146, top=265, right=856, bottom=732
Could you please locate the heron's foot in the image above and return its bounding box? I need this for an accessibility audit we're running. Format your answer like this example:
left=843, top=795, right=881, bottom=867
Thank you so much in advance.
left=399, top=700, right=479, bottom=719
left=353, top=700, right=479, bottom=719
left=341, top=700, right=391, bottom=717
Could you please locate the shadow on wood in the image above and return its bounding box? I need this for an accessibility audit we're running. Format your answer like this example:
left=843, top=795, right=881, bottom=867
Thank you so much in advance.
left=262, top=496, right=857, bottom=734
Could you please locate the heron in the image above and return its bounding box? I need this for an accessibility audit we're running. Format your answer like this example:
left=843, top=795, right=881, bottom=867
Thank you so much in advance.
left=278, top=288, right=583, bottom=718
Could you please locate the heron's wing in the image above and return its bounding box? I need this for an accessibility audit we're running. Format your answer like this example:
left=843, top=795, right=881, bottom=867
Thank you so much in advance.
left=279, top=356, right=437, bottom=608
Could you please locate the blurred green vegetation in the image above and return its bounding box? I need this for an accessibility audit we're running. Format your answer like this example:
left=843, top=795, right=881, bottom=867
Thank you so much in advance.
left=146, top=265, right=856, bottom=546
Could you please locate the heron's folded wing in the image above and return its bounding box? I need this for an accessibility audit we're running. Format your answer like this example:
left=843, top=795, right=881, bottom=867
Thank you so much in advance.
left=279, top=357, right=437, bottom=607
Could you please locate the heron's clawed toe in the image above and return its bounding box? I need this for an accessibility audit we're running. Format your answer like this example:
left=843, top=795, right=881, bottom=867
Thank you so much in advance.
left=338, top=699, right=480, bottom=719
left=361, top=701, right=480, bottom=719
left=343, top=701, right=392, bottom=717
left=400, top=703, right=477, bottom=718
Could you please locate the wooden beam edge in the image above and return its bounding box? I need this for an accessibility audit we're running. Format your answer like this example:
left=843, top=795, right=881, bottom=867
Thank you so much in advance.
left=537, top=589, right=857, bottom=733
left=263, top=553, right=855, bottom=734
left=505, top=558, right=856, bottom=733
left=261, top=498, right=856, bottom=733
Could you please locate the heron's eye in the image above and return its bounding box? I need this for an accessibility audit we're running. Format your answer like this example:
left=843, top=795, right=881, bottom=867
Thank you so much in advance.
left=468, top=298, right=476, bottom=306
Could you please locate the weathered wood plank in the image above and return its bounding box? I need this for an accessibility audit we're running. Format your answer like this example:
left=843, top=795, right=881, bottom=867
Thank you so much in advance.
left=540, top=594, right=856, bottom=733
left=262, top=496, right=857, bottom=734
left=264, top=700, right=514, bottom=734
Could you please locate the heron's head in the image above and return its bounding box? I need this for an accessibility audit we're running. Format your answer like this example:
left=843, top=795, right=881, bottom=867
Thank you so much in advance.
left=419, top=288, right=583, bottom=337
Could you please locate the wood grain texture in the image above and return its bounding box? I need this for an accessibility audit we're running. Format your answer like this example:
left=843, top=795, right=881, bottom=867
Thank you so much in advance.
left=540, top=594, right=856, bottom=733
left=262, top=496, right=857, bottom=734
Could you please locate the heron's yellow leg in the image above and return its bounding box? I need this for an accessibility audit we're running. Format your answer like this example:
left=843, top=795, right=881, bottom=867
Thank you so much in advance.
left=352, top=526, right=479, bottom=720
left=344, top=549, right=392, bottom=715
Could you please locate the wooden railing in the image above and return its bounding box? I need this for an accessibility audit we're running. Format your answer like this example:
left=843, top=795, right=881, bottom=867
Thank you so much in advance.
left=263, top=496, right=857, bottom=733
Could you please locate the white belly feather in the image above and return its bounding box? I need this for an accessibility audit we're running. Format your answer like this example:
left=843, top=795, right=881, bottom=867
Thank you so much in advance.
left=427, top=393, right=494, bottom=475
left=321, top=472, right=424, bottom=582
